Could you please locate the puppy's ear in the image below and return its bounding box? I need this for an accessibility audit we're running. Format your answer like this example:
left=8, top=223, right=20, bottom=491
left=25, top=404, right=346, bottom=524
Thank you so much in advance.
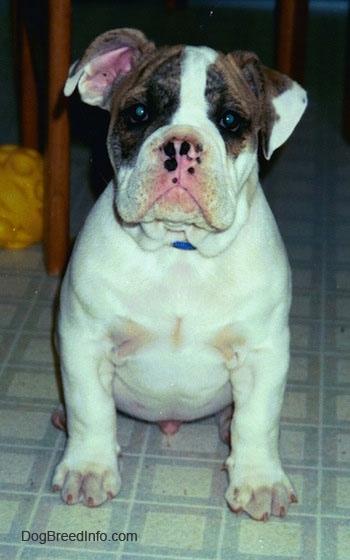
left=230, top=52, right=307, bottom=160
left=259, top=66, right=307, bottom=159
left=64, top=28, right=155, bottom=110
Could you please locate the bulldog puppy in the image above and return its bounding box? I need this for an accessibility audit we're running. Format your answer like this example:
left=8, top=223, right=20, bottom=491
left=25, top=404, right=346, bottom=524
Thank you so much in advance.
left=52, top=28, right=307, bottom=521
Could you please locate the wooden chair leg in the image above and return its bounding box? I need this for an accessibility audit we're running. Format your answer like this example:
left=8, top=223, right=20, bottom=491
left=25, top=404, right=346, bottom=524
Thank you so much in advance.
left=44, top=0, right=71, bottom=275
left=276, top=0, right=308, bottom=83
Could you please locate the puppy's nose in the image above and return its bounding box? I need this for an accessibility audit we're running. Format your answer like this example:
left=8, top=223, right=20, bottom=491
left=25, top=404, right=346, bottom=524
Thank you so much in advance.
left=161, top=139, right=203, bottom=173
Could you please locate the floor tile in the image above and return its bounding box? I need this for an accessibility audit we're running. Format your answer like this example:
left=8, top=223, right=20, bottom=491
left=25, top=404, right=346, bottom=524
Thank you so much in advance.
left=1, top=3, right=349, bottom=559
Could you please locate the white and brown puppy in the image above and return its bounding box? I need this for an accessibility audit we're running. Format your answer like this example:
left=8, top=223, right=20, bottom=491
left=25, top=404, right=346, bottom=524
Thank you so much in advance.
left=52, top=28, right=307, bottom=521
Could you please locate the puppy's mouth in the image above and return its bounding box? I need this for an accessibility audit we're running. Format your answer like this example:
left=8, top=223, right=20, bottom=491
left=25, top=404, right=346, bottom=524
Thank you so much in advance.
left=143, top=182, right=207, bottom=225
left=154, top=185, right=200, bottom=212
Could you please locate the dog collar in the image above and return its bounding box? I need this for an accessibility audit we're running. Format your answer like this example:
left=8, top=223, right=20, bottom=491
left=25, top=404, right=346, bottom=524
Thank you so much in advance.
left=172, top=241, right=197, bottom=250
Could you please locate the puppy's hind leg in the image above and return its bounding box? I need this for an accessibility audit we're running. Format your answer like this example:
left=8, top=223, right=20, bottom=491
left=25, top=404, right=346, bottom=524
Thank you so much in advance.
left=52, top=403, right=67, bottom=432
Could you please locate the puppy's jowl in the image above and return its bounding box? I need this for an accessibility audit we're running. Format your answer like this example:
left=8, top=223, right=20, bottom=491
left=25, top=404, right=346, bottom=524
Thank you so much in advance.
left=52, top=28, right=307, bottom=521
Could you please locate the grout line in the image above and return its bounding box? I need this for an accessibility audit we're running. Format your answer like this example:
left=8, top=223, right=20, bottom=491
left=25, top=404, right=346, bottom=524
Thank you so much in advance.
left=116, top=423, right=152, bottom=559
left=215, top=499, right=227, bottom=559
left=315, top=118, right=330, bottom=559
left=3, top=487, right=349, bottom=522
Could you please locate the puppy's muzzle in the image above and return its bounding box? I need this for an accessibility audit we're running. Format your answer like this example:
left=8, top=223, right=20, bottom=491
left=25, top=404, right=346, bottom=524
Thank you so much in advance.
left=118, top=126, right=234, bottom=230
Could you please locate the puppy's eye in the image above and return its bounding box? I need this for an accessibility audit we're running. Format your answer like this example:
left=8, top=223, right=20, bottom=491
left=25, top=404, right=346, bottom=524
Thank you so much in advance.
left=127, top=104, right=149, bottom=125
left=219, top=110, right=243, bottom=133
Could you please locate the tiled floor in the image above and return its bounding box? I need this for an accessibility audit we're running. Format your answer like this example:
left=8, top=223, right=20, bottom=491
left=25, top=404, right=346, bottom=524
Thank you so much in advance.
left=1, top=1, right=350, bottom=559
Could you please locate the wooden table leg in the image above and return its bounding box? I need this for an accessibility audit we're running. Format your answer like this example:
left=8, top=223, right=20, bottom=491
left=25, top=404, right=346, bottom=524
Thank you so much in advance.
left=44, top=0, right=71, bottom=275
left=276, top=0, right=309, bottom=83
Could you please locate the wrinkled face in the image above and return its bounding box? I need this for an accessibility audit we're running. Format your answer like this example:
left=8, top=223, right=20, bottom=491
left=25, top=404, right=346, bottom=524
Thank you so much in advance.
left=107, top=45, right=260, bottom=234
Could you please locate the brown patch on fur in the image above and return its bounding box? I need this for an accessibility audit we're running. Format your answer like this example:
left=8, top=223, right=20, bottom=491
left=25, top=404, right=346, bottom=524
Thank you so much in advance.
left=114, top=319, right=155, bottom=358
left=261, top=66, right=292, bottom=98
left=208, top=51, right=295, bottom=160
left=110, top=44, right=184, bottom=114
left=171, top=317, right=183, bottom=348
left=205, top=53, right=261, bottom=158
left=210, top=326, right=246, bottom=362
left=108, top=45, right=184, bottom=166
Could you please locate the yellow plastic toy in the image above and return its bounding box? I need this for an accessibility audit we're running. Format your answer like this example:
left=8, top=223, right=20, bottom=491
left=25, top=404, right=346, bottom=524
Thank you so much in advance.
left=0, top=145, right=44, bottom=249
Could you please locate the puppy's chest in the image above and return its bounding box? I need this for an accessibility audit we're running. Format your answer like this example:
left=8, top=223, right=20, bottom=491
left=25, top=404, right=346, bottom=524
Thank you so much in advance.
left=107, top=255, right=249, bottom=365
left=124, top=258, right=221, bottom=314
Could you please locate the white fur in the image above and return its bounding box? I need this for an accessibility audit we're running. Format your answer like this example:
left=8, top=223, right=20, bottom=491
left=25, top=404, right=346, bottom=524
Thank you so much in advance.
left=53, top=41, right=306, bottom=520
left=172, top=46, right=217, bottom=127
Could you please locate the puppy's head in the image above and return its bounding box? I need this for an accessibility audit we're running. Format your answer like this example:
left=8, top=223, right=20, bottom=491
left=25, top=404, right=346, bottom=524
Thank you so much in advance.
left=65, top=28, right=307, bottom=254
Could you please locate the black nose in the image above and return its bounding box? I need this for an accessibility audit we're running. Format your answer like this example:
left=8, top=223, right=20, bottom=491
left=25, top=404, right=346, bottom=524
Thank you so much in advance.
left=164, top=158, right=178, bottom=172
left=164, top=141, right=191, bottom=158
left=163, top=142, right=176, bottom=158
left=161, top=139, right=203, bottom=173
left=163, top=141, right=178, bottom=172
left=179, top=141, right=190, bottom=156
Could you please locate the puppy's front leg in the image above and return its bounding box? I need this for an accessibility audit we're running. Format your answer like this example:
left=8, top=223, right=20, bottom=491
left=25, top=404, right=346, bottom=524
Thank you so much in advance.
left=225, top=327, right=297, bottom=521
left=52, top=326, right=121, bottom=507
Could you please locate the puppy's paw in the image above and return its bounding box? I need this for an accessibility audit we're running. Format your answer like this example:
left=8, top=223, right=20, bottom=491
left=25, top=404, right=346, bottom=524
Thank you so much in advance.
left=225, top=462, right=297, bottom=521
left=52, top=461, right=121, bottom=507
